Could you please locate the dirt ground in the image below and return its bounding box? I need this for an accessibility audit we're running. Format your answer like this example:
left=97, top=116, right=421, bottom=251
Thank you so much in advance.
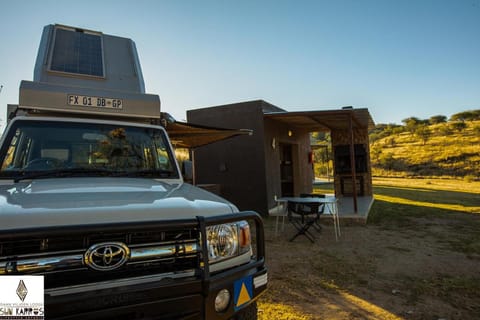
left=257, top=212, right=480, bottom=320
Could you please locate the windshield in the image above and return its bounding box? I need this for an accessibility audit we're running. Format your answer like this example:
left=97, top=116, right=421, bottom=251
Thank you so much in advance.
left=0, top=119, right=179, bottom=180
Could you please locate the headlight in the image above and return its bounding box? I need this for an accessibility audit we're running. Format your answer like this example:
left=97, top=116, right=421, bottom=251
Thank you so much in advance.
left=206, top=220, right=251, bottom=263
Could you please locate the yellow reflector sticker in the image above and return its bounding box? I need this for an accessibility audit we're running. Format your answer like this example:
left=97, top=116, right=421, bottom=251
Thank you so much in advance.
left=234, top=275, right=253, bottom=310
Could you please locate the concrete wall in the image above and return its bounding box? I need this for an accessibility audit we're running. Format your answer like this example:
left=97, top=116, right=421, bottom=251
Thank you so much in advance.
left=187, top=101, right=269, bottom=214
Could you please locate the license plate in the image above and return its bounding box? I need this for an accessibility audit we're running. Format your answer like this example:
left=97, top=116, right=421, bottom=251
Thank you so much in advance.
left=67, top=95, right=123, bottom=109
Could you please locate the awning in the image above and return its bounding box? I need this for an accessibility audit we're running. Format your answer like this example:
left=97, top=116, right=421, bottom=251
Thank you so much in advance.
left=162, top=115, right=252, bottom=148
left=263, top=108, right=375, bottom=131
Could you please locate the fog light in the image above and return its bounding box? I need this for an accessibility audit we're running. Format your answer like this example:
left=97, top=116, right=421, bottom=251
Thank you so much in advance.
left=214, top=289, right=231, bottom=312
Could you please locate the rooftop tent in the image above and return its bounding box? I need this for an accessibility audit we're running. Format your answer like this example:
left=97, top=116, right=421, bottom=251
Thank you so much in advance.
left=15, top=24, right=251, bottom=149
left=20, top=24, right=160, bottom=119
left=161, top=113, right=252, bottom=148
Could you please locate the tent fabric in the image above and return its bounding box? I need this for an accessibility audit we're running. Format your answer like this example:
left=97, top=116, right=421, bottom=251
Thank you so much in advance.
left=165, top=120, right=252, bottom=148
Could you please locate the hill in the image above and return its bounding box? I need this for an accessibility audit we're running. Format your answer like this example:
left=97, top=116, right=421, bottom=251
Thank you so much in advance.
left=370, top=120, right=480, bottom=179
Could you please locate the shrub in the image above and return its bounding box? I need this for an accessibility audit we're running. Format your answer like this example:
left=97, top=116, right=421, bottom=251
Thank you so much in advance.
left=464, top=175, right=476, bottom=183
left=450, top=121, right=467, bottom=132
left=438, top=124, right=454, bottom=136
left=473, top=125, right=480, bottom=135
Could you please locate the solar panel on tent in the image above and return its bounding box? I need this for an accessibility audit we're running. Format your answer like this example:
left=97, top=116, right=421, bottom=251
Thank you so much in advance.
left=50, top=28, right=104, bottom=77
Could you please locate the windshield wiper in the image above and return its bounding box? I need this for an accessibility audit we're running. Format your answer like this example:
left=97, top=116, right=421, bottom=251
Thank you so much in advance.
left=13, top=168, right=113, bottom=183
left=13, top=168, right=176, bottom=183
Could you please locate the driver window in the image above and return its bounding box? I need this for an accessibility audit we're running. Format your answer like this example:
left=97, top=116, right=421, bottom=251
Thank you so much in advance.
left=1, top=129, right=33, bottom=170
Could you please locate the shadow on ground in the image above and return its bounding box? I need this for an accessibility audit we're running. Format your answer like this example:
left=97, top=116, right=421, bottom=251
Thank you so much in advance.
left=258, top=184, right=480, bottom=320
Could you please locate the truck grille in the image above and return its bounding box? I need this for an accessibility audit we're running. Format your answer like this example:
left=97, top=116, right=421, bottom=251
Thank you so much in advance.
left=0, top=230, right=196, bottom=256
left=0, top=225, right=201, bottom=289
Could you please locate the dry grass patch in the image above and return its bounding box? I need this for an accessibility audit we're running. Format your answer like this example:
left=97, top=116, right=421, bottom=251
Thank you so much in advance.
left=258, top=178, right=480, bottom=319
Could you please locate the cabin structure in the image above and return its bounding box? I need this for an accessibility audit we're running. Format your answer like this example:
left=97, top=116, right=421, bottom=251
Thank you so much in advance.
left=187, top=100, right=375, bottom=219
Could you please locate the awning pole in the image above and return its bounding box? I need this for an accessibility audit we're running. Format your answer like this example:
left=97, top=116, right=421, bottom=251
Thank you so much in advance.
left=191, top=149, right=196, bottom=186
left=349, top=113, right=358, bottom=213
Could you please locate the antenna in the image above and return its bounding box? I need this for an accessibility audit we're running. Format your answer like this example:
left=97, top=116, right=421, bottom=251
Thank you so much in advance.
left=0, top=85, right=3, bottom=94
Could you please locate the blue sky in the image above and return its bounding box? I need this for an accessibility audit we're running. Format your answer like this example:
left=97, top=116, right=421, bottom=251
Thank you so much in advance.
left=1, top=0, right=479, bottom=130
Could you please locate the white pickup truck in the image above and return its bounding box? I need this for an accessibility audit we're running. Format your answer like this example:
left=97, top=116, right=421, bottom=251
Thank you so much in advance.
left=0, top=24, right=267, bottom=320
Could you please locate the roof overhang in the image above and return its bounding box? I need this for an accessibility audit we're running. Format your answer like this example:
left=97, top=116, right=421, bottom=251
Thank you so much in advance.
left=164, top=119, right=252, bottom=148
left=263, top=108, right=375, bottom=132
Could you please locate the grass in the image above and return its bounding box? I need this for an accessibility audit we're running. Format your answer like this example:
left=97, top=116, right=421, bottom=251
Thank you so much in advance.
left=369, top=178, right=480, bottom=220
left=259, top=177, right=480, bottom=319
left=370, top=120, right=480, bottom=178
left=369, top=178, right=480, bottom=311
left=369, top=178, right=480, bottom=257
left=314, top=177, right=480, bottom=246
left=258, top=301, right=313, bottom=320
left=403, top=274, right=480, bottom=308
left=373, top=176, right=480, bottom=194
left=258, top=241, right=375, bottom=320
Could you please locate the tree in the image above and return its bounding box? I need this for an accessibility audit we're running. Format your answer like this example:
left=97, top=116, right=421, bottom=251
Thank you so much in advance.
left=429, top=115, right=447, bottom=125
left=391, top=126, right=405, bottom=134
left=415, top=125, right=431, bottom=145
left=473, top=110, right=480, bottom=119
left=402, top=117, right=421, bottom=133
left=369, top=123, right=403, bottom=142
left=402, top=117, right=421, bottom=126
left=450, top=110, right=480, bottom=121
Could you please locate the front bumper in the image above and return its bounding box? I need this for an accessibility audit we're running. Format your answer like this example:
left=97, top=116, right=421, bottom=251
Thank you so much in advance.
left=44, top=212, right=267, bottom=320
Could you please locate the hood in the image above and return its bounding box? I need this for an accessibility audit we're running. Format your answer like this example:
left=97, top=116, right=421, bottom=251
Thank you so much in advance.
left=0, top=178, right=236, bottom=231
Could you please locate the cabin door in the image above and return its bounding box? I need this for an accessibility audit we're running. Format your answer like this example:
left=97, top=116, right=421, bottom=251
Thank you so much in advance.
left=280, top=144, right=294, bottom=197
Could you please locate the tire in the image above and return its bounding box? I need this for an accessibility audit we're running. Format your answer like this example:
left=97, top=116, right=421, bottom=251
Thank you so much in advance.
left=231, top=302, right=258, bottom=320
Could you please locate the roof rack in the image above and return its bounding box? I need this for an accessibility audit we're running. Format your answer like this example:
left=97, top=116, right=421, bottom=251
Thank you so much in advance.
left=19, top=81, right=161, bottom=120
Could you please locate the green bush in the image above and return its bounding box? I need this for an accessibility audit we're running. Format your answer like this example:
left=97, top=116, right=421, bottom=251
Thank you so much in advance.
left=450, top=121, right=467, bottom=132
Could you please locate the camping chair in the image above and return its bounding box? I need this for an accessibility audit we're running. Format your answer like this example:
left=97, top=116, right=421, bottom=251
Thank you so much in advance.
left=301, top=193, right=341, bottom=240
left=300, top=193, right=326, bottom=232
left=287, top=200, right=321, bottom=243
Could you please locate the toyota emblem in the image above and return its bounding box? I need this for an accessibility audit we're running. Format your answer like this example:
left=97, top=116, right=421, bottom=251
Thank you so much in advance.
left=84, top=242, right=130, bottom=271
